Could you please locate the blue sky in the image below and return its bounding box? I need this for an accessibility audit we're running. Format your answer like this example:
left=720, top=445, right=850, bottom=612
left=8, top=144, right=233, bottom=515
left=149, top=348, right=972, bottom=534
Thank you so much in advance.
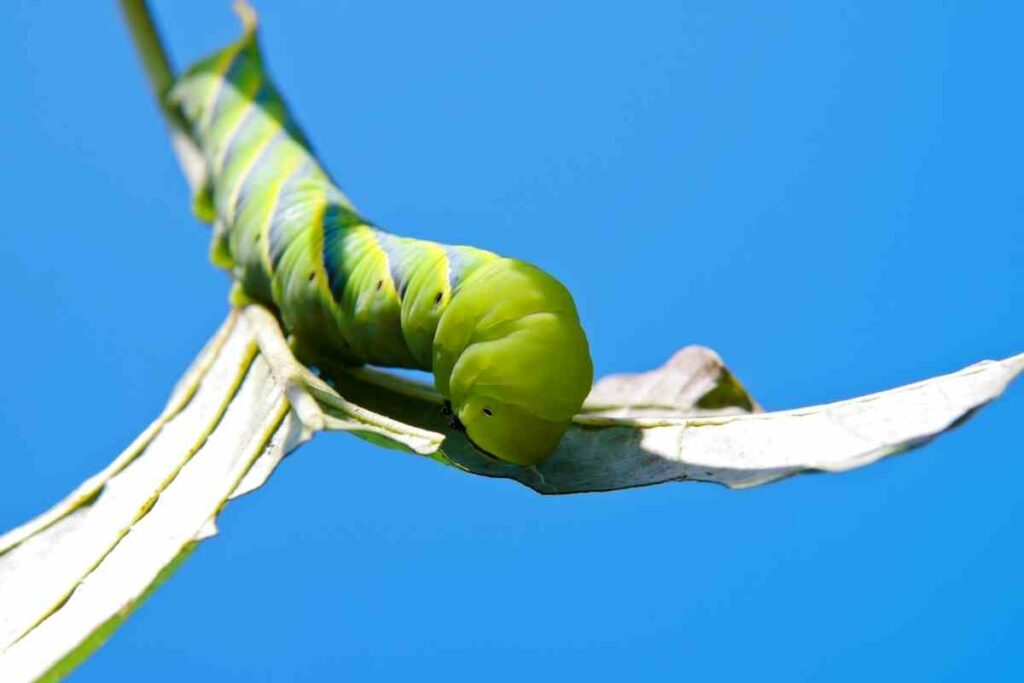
left=2, top=1, right=1022, bottom=680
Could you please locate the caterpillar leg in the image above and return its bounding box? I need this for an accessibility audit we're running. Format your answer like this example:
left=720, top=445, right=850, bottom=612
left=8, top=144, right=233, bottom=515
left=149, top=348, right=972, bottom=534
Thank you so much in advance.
left=240, top=303, right=444, bottom=454
left=209, top=219, right=234, bottom=271
left=240, top=304, right=326, bottom=433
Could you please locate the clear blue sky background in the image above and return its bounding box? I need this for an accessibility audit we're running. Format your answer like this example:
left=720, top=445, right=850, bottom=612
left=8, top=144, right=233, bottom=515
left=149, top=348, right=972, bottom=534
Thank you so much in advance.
left=2, top=1, right=1022, bottom=680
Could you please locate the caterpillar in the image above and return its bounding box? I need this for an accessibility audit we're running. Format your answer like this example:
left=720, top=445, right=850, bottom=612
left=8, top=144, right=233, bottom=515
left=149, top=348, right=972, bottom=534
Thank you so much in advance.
left=169, top=7, right=593, bottom=466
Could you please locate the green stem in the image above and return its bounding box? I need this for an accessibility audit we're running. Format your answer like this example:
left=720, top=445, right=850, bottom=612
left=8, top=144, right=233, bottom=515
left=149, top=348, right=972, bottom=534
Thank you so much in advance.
left=118, top=0, right=207, bottom=194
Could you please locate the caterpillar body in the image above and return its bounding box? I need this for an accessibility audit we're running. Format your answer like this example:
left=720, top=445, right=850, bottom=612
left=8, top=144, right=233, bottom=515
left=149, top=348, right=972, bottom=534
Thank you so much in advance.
left=170, top=11, right=593, bottom=466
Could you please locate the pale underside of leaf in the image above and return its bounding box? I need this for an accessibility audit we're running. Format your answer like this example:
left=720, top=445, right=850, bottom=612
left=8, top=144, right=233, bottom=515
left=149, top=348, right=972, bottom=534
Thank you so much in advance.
left=0, top=309, right=1019, bottom=682
left=0, top=312, right=306, bottom=681
left=327, top=339, right=1022, bottom=493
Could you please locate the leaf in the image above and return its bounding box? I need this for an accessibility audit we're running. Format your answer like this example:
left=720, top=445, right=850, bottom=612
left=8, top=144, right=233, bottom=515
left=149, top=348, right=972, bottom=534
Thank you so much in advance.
left=1, top=310, right=1020, bottom=681
left=0, top=312, right=309, bottom=682
left=583, top=345, right=760, bottom=417
left=324, top=342, right=1024, bottom=494
left=549, top=353, right=1024, bottom=492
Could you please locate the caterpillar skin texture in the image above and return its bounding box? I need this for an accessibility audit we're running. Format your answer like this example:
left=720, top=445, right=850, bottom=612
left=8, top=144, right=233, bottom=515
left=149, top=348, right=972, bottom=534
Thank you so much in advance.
left=170, top=19, right=593, bottom=466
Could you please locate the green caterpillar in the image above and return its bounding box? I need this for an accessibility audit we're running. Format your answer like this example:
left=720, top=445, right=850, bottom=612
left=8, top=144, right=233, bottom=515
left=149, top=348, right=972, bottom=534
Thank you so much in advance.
left=170, top=8, right=593, bottom=466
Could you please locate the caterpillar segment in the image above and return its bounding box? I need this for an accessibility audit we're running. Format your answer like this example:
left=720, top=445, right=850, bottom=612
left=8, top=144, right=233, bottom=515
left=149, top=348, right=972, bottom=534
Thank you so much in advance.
left=169, top=12, right=592, bottom=465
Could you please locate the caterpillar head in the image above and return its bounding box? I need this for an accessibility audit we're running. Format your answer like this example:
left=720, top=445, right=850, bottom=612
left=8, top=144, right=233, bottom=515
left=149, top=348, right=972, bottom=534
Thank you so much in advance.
left=433, top=258, right=593, bottom=466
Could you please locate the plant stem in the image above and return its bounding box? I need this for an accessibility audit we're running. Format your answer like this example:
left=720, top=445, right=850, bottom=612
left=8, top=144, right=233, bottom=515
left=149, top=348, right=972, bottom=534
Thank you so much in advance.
left=118, top=0, right=207, bottom=195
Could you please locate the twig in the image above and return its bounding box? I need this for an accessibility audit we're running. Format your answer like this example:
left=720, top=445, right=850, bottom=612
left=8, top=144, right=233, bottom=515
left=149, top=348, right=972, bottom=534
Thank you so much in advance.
left=118, top=0, right=207, bottom=195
